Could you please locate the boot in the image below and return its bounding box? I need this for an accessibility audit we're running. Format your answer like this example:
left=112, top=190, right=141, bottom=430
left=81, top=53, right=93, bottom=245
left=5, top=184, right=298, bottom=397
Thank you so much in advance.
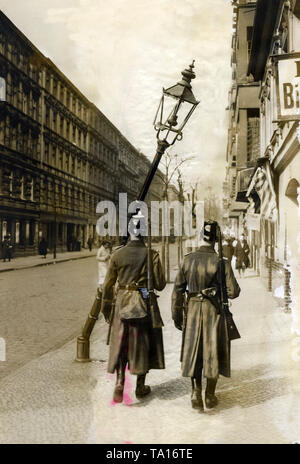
left=205, top=377, right=218, bottom=409
left=113, top=360, right=126, bottom=403
left=135, top=374, right=151, bottom=399
left=191, top=378, right=204, bottom=411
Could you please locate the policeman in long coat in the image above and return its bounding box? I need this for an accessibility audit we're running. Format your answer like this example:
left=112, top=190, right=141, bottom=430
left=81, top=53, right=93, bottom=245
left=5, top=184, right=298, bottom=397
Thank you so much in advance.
left=172, top=221, right=240, bottom=411
left=101, top=226, right=166, bottom=404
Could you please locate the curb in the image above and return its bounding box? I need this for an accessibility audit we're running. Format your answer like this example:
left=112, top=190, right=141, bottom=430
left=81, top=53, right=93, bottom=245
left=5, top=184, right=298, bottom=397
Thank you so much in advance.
left=0, top=253, right=97, bottom=274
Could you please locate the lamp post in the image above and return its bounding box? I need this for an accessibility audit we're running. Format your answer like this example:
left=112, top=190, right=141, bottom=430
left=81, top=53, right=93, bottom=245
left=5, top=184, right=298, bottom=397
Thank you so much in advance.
left=75, top=61, right=199, bottom=362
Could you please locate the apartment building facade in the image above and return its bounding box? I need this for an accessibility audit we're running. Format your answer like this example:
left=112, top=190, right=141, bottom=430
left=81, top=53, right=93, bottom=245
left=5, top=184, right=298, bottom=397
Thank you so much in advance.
left=0, top=11, right=164, bottom=256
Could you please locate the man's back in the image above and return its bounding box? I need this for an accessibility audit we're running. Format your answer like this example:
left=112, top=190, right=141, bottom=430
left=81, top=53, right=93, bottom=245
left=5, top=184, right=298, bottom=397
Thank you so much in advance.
left=174, top=244, right=240, bottom=300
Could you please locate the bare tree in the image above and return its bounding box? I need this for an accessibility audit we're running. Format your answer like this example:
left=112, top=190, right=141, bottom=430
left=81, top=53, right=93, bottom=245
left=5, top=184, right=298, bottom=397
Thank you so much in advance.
left=204, top=186, right=222, bottom=223
left=160, top=152, right=194, bottom=281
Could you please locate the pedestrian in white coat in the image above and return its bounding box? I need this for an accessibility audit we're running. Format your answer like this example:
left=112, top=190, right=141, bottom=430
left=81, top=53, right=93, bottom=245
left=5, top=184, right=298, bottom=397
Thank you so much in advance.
left=97, top=240, right=111, bottom=289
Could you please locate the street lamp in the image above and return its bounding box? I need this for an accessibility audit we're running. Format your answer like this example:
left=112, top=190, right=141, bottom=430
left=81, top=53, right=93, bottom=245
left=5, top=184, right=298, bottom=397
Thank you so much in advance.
left=75, top=61, right=199, bottom=362
left=138, top=60, right=199, bottom=201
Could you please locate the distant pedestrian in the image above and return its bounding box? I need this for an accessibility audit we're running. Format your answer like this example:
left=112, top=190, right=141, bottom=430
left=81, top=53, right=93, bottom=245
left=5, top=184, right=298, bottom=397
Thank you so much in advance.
left=233, top=234, right=250, bottom=277
left=222, top=234, right=234, bottom=263
left=38, top=238, right=48, bottom=258
left=2, top=234, right=13, bottom=262
left=97, top=240, right=112, bottom=289
left=87, top=236, right=93, bottom=252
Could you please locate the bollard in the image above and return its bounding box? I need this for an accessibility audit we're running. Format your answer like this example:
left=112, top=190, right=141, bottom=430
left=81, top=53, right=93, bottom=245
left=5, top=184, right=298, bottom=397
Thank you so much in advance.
left=75, top=288, right=102, bottom=362
left=76, top=336, right=91, bottom=362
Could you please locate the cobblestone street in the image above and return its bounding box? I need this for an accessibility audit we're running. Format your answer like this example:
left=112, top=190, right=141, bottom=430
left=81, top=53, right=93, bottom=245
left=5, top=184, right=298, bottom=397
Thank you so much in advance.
left=0, top=255, right=98, bottom=379
left=0, top=257, right=299, bottom=444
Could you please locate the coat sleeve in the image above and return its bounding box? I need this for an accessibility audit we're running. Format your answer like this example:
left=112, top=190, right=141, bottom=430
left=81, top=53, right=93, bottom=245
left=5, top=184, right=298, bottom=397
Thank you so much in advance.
left=152, top=251, right=166, bottom=291
left=224, top=259, right=240, bottom=299
left=171, top=263, right=187, bottom=325
left=101, top=255, right=118, bottom=320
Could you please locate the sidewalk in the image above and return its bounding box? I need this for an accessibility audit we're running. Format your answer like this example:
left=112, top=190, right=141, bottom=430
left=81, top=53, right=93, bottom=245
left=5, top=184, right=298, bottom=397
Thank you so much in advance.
left=0, top=249, right=97, bottom=273
left=0, top=273, right=299, bottom=443
left=0, top=241, right=176, bottom=274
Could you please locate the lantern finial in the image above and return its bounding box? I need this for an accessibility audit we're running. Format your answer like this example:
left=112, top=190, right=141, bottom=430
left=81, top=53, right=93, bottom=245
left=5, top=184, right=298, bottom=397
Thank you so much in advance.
left=180, top=60, right=196, bottom=89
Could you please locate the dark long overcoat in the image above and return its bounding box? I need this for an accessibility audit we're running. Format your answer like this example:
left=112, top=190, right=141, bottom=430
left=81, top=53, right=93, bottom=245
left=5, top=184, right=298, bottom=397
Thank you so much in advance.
left=101, top=239, right=166, bottom=375
left=172, top=245, right=240, bottom=378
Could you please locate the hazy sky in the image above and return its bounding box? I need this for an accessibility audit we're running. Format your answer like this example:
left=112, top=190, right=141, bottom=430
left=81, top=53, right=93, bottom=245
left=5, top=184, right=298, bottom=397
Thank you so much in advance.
left=0, top=0, right=233, bottom=196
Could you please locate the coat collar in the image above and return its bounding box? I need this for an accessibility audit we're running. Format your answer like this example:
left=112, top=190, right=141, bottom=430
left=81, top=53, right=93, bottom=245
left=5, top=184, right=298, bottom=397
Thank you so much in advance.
left=126, top=240, right=146, bottom=248
left=198, top=245, right=216, bottom=253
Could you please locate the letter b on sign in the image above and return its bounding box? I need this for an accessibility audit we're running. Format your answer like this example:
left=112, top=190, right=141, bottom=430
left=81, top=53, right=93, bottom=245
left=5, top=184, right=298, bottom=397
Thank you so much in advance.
left=283, top=83, right=294, bottom=109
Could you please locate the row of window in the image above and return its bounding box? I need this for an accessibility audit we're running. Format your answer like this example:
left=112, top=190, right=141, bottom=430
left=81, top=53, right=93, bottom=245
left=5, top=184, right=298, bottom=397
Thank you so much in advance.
left=43, top=140, right=114, bottom=191
left=0, top=116, right=39, bottom=157
left=2, top=73, right=39, bottom=119
left=90, top=111, right=117, bottom=145
left=45, top=105, right=87, bottom=150
left=0, top=167, right=100, bottom=215
left=45, top=71, right=88, bottom=122
left=39, top=180, right=103, bottom=215
left=0, top=32, right=39, bottom=82
left=0, top=169, right=34, bottom=201
left=89, top=136, right=116, bottom=167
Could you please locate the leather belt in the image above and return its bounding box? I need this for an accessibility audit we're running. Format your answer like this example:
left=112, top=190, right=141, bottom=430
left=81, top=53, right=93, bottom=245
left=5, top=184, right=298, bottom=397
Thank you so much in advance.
left=188, top=287, right=217, bottom=301
left=118, top=283, right=147, bottom=291
left=188, top=293, right=205, bottom=301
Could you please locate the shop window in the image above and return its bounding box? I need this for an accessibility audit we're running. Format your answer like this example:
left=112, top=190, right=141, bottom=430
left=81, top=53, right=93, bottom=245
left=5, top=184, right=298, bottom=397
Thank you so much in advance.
left=2, top=220, right=7, bottom=239
left=15, top=221, right=20, bottom=244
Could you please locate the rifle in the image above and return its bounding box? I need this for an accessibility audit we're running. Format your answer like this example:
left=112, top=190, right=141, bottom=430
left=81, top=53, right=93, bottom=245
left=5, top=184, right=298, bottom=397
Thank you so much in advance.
left=106, top=296, right=115, bottom=345
left=147, top=215, right=164, bottom=329
left=217, top=225, right=241, bottom=341
left=106, top=289, right=117, bottom=345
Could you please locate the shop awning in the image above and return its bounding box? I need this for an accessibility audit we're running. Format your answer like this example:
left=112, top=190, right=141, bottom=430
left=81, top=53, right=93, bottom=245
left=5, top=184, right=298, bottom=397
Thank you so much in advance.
left=246, top=160, right=277, bottom=222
